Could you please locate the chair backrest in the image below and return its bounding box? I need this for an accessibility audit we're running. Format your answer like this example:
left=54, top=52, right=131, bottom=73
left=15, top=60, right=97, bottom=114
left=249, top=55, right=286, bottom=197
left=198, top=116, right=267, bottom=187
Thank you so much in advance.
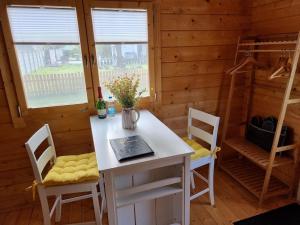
left=25, top=124, right=56, bottom=183
left=188, top=108, right=220, bottom=151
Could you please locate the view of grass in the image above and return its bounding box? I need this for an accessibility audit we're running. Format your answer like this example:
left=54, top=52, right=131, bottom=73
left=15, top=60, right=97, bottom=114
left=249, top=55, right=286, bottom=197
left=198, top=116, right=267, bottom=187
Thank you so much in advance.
left=28, top=92, right=87, bottom=108
left=31, top=64, right=148, bottom=75
left=31, top=64, right=83, bottom=75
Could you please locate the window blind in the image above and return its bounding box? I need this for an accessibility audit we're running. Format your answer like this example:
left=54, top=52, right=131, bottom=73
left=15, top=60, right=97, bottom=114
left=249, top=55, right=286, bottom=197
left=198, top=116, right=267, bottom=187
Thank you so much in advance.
left=92, top=9, right=148, bottom=43
left=7, top=7, right=80, bottom=43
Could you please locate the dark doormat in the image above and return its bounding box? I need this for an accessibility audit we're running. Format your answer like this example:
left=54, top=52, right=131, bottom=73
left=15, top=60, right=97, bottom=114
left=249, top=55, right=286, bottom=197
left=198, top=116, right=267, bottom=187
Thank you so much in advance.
left=234, top=203, right=300, bottom=225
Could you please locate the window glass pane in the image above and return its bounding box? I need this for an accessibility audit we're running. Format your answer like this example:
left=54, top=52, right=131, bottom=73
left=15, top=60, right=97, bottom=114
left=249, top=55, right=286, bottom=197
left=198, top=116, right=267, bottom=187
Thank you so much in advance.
left=92, top=9, right=150, bottom=100
left=7, top=7, right=80, bottom=43
left=15, top=45, right=87, bottom=108
left=92, top=9, right=148, bottom=42
left=7, top=7, right=88, bottom=108
left=97, top=43, right=149, bottom=99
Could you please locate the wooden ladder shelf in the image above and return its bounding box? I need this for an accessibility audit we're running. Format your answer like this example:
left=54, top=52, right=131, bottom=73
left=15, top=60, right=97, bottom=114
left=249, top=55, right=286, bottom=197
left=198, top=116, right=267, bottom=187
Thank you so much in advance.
left=219, top=32, right=300, bottom=205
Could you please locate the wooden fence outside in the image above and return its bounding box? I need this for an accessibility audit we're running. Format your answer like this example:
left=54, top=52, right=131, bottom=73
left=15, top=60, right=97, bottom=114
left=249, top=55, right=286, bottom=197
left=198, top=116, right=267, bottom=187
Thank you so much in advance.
left=23, top=72, right=86, bottom=97
left=23, top=68, right=148, bottom=98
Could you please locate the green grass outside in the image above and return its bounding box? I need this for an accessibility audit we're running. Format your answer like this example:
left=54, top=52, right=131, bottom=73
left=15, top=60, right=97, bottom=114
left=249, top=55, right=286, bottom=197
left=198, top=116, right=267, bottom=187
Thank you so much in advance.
left=28, top=92, right=87, bottom=108
left=30, top=64, right=148, bottom=75
left=31, top=64, right=83, bottom=75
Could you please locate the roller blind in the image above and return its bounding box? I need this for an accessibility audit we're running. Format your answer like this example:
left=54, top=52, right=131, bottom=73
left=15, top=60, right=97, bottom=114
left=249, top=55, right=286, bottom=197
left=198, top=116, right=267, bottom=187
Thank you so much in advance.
left=92, top=9, right=148, bottom=43
left=7, top=7, right=80, bottom=43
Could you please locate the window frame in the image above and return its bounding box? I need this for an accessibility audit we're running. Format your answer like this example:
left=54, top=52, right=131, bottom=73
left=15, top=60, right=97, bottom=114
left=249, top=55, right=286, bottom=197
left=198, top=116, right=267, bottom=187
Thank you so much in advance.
left=1, top=0, right=157, bottom=119
left=83, top=0, right=156, bottom=107
left=1, top=0, right=96, bottom=114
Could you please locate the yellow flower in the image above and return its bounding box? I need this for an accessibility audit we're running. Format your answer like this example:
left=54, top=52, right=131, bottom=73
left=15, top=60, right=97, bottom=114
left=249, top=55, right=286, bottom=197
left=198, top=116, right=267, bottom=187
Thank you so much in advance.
left=105, top=75, right=145, bottom=108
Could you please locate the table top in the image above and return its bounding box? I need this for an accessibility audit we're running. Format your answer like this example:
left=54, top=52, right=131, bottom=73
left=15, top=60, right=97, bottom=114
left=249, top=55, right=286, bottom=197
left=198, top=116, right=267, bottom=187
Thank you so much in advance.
left=90, top=110, right=193, bottom=172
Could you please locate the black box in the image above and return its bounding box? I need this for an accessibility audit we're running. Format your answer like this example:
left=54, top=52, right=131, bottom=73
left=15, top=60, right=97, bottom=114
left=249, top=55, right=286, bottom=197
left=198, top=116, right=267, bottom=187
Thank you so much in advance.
left=246, top=123, right=288, bottom=151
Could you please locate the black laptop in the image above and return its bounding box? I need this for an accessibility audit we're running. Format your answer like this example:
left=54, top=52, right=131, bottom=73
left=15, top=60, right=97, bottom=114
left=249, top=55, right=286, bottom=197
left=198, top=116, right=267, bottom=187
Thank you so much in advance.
left=109, top=135, right=154, bottom=162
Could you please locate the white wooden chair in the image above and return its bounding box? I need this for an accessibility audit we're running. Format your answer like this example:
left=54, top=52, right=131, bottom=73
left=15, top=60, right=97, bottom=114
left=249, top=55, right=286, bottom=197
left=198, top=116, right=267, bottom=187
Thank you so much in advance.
left=25, top=124, right=105, bottom=225
left=183, top=108, right=220, bottom=205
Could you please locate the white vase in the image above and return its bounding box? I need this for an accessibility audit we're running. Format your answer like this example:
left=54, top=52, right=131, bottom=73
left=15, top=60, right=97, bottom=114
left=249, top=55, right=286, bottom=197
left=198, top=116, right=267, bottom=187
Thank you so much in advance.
left=122, top=108, right=140, bottom=129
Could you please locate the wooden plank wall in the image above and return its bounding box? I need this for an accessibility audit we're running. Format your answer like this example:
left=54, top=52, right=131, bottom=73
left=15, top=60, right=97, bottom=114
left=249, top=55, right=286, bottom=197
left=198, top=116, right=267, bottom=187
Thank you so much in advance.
left=156, top=0, right=251, bottom=136
left=251, top=0, right=300, bottom=35
left=249, top=0, right=300, bottom=182
left=0, top=0, right=250, bottom=211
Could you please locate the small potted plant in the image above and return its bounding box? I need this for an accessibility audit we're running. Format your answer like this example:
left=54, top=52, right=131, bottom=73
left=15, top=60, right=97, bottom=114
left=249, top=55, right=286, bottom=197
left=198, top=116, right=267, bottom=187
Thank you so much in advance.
left=106, top=75, right=144, bottom=129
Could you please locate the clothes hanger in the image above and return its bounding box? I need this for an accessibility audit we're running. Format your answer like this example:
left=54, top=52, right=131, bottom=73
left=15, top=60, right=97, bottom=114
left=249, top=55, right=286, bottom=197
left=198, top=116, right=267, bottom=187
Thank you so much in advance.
left=225, top=58, right=247, bottom=74
left=286, top=52, right=292, bottom=71
left=227, top=55, right=265, bottom=75
left=269, top=50, right=292, bottom=80
left=225, top=52, right=254, bottom=74
left=269, top=53, right=287, bottom=79
left=226, top=56, right=250, bottom=74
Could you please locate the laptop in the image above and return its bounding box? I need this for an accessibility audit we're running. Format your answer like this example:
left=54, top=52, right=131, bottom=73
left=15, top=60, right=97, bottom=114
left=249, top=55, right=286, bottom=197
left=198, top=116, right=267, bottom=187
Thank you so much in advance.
left=109, top=135, right=154, bottom=162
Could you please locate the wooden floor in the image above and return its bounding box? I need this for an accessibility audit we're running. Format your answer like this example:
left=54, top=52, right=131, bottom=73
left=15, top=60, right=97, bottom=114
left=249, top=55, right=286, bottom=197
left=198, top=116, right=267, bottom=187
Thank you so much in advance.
left=0, top=168, right=295, bottom=225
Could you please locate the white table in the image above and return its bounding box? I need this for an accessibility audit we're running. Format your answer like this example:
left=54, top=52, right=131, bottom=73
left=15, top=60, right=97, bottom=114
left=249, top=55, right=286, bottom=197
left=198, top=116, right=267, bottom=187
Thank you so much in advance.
left=90, top=110, right=193, bottom=225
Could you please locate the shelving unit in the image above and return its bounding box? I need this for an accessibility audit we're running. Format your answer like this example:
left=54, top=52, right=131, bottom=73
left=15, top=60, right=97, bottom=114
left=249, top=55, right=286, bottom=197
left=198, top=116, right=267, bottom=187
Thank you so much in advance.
left=219, top=32, right=300, bottom=205
left=224, top=137, right=294, bottom=168
left=221, top=158, right=290, bottom=199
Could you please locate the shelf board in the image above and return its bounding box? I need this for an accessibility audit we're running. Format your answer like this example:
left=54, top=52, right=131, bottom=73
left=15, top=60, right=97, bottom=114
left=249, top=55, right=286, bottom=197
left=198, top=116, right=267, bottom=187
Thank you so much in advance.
left=238, top=40, right=297, bottom=46
left=116, top=186, right=182, bottom=208
left=221, top=158, right=290, bottom=199
left=224, top=137, right=293, bottom=169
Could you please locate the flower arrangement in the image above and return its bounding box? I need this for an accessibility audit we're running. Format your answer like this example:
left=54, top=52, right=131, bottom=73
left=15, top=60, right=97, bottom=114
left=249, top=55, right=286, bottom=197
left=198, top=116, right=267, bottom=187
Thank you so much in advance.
left=105, top=75, right=145, bottom=109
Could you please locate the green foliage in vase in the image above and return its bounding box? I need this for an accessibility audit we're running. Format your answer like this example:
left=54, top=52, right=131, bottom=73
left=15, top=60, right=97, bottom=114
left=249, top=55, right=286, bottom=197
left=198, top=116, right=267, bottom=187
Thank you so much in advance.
left=105, top=75, right=145, bottom=108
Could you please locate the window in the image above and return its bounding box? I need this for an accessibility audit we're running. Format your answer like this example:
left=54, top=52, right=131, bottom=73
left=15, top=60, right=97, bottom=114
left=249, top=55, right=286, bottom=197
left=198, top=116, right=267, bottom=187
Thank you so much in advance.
left=7, top=6, right=88, bottom=108
left=91, top=8, right=151, bottom=100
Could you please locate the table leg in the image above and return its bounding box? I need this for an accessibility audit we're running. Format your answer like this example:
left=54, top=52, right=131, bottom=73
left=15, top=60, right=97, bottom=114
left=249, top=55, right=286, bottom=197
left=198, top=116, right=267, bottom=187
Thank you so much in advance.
left=184, top=156, right=191, bottom=225
left=104, top=171, right=118, bottom=225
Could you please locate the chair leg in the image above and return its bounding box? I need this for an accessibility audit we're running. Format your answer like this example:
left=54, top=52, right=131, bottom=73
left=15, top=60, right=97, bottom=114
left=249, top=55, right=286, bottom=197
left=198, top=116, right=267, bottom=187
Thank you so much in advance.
left=190, top=171, right=196, bottom=190
left=92, top=185, right=102, bottom=225
left=99, top=177, right=106, bottom=217
left=208, top=159, right=215, bottom=206
left=55, top=194, right=62, bottom=222
left=38, top=188, right=51, bottom=225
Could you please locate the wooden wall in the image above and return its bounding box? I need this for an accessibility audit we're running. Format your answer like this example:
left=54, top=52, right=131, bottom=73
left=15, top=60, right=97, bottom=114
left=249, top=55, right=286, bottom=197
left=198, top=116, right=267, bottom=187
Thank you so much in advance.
left=251, top=0, right=300, bottom=35
left=156, top=0, right=250, bottom=136
left=0, top=0, right=251, bottom=211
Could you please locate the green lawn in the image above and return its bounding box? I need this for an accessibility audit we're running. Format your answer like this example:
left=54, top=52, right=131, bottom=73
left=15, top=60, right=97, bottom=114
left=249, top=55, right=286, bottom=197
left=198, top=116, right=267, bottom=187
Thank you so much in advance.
left=31, top=64, right=148, bottom=75
left=31, top=64, right=83, bottom=75
left=28, top=92, right=87, bottom=108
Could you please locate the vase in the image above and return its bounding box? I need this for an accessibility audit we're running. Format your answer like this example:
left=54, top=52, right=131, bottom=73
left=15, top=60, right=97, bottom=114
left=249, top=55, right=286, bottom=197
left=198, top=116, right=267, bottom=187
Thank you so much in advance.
left=122, top=108, right=140, bottom=129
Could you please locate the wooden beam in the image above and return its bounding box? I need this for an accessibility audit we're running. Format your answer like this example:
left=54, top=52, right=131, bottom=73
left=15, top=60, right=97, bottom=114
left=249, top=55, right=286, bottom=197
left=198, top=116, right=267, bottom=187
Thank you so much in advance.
left=0, top=21, right=25, bottom=127
left=276, top=144, right=297, bottom=152
left=0, top=0, right=28, bottom=114
left=287, top=98, right=300, bottom=104
left=260, top=32, right=300, bottom=205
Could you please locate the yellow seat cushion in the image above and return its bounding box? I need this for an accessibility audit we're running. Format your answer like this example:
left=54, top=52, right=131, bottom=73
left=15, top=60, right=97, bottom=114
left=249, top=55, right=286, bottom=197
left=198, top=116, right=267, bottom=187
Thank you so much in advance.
left=43, top=152, right=99, bottom=186
left=182, top=137, right=211, bottom=160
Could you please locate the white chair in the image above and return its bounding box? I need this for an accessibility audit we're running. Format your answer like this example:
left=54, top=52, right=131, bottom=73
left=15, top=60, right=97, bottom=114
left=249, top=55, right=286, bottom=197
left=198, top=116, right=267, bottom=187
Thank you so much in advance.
left=25, top=124, right=105, bottom=225
left=183, top=108, right=220, bottom=205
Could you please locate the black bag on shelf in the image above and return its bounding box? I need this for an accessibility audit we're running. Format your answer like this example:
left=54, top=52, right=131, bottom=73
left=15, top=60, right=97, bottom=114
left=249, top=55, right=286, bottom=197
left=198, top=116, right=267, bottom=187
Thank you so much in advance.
left=246, top=116, right=288, bottom=151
